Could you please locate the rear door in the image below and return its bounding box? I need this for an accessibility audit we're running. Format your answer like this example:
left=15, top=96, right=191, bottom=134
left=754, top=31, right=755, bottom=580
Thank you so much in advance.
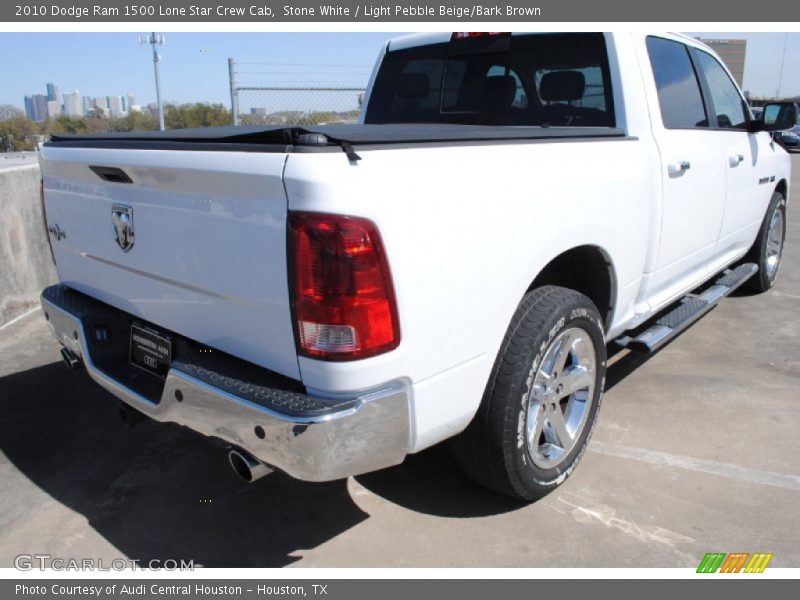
left=40, top=145, right=300, bottom=379
left=643, top=35, right=726, bottom=307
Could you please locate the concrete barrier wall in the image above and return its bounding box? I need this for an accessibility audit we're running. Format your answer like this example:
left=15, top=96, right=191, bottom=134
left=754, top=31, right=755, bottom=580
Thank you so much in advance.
left=0, top=164, right=58, bottom=326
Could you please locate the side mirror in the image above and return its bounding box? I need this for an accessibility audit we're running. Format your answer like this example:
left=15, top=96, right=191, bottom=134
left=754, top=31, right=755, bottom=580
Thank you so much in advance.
left=749, top=102, right=798, bottom=132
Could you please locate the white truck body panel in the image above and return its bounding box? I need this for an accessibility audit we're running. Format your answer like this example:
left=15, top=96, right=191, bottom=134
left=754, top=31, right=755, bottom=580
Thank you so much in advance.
left=283, top=139, right=651, bottom=450
left=39, top=146, right=301, bottom=379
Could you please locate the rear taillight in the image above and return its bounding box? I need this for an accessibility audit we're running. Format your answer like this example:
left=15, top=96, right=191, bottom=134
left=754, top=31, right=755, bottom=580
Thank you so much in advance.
left=288, top=212, right=400, bottom=361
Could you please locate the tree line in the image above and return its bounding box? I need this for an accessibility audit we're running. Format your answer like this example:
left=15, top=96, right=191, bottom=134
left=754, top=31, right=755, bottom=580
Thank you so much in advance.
left=0, top=102, right=231, bottom=151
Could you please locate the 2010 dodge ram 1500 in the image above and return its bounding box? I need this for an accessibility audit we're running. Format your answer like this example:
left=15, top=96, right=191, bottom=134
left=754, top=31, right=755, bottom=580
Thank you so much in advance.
left=38, top=32, right=795, bottom=500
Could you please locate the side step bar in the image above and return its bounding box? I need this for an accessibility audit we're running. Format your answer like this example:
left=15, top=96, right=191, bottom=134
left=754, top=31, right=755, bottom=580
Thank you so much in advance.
left=617, top=263, right=758, bottom=353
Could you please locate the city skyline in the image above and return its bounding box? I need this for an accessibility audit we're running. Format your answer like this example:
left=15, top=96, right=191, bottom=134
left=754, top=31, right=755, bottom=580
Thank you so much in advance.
left=4, top=32, right=799, bottom=113
left=23, top=84, right=139, bottom=121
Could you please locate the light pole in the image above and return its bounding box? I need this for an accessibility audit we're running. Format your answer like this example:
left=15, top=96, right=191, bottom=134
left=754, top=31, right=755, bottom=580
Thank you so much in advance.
left=776, top=33, right=789, bottom=100
left=139, top=33, right=166, bottom=130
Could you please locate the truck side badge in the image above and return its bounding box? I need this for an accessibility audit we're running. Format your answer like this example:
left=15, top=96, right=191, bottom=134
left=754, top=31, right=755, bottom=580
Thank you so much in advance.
left=111, top=205, right=135, bottom=252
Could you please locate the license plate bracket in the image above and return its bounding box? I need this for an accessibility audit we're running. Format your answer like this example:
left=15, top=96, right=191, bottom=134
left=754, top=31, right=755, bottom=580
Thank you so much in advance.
left=129, top=323, right=172, bottom=378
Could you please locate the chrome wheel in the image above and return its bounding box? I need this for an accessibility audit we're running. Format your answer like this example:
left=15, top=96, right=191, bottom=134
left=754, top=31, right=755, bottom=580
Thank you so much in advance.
left=525, top=327, right=597, bottom=469
left=765, top=207, right=784, bottom=280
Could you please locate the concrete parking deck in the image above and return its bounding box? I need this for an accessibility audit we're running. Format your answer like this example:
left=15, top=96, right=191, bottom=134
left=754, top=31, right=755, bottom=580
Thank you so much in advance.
left=0, top=152, right=40, bottom=170
left=0, top=155, right=798, bottom=568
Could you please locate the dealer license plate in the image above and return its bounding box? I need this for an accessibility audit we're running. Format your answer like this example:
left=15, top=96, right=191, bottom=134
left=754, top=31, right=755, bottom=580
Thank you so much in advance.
left=129, top=323, right=172, bottom=378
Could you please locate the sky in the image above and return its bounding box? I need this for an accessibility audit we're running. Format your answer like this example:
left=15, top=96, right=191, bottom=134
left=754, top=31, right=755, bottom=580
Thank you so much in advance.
left=2, top=32, right=393, bottom=110
left=2, top=32, right=798, bottom=110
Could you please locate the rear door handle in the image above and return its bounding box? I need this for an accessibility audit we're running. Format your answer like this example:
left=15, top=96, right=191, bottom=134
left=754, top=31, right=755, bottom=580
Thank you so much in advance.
left=729, top=154, right=745, bottom=167
left=667, top=161, right=691, bottom=176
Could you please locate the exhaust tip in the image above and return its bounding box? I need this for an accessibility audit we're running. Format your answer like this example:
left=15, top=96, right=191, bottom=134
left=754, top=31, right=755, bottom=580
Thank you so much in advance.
left=60, top=347, right=82, bottom=370
left=228, top=449, right=271, bottom=483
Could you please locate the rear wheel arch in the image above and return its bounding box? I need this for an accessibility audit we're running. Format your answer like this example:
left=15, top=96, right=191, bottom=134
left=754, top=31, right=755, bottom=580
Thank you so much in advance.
left=527, top=245, right=617, bottom=332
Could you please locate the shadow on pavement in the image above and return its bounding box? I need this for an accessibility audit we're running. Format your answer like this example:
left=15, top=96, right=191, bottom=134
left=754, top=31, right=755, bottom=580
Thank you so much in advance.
left=604, top=344, right=654, bottom=392
left=0, top=361, right=525, bottom=567
left=0, top=361, right=365, bottom=567
left=356, top=444, right=527, bottom=518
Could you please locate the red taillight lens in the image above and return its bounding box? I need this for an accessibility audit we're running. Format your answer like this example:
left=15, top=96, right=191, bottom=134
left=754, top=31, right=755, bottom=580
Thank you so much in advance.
left=289, top=212, right=400, bottom=360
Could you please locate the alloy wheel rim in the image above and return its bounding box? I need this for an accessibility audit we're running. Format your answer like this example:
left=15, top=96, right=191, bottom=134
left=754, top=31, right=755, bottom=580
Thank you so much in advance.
left=525, top=327, right=597, bottom=470
left=765, top=208, right=784, bottom=280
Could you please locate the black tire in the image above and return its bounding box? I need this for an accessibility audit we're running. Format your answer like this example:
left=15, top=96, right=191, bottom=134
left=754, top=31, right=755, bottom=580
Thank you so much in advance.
left=741, top=191, right=787, bottom=293
left=452, top=285, right=606, bottom=501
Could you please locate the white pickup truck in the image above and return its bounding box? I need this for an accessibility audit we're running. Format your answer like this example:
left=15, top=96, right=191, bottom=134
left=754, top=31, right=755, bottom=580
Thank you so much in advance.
left=39, top=32, right=795, bottom=500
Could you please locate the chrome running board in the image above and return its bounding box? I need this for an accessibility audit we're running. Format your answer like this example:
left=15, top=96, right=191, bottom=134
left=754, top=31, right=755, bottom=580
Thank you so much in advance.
left=616, top=263, right=758, bottom=353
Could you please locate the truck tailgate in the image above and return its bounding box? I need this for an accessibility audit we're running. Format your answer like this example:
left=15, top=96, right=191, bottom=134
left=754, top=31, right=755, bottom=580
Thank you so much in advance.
left=39, top=145, right=300, bottom=379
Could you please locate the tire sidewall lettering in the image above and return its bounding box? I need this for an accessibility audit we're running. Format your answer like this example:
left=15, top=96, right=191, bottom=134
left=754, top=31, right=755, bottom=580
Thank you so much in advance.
left=514, top=304, right=605, bottom=492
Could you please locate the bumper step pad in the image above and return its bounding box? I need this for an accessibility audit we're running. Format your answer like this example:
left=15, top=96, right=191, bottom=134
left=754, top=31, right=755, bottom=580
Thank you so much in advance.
left=172, top=352, right=354, bottom=417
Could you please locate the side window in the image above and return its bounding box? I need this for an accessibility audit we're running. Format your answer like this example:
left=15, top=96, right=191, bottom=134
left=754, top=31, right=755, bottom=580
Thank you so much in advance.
left=694, top=51, right=748, bottom=129
left=646, top=37, right=708, bottom=129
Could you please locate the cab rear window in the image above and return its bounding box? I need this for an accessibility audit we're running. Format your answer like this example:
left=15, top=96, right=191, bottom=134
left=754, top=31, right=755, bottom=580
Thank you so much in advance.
left=365, top=33, right=615, bottom=127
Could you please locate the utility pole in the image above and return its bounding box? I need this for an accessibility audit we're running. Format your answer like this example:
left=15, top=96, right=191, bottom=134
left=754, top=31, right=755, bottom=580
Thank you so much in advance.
left=776, top=33, right=789, bottom=100
left=139, top=33, right=166, bottom=130
left=228, top=58, right=239, bottom=126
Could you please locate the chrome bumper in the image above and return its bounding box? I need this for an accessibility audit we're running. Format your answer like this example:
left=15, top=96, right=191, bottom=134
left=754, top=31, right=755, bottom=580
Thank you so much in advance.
left=41, top=285, right=410, bottom=482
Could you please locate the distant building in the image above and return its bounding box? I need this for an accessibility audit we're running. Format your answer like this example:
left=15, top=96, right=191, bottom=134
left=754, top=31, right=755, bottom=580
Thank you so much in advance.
left=24, top=94, right=49, bottom=122
left=697, top=38, right=747, bottom=87
left=63, top=90, right=83, bottom=117
left=23, top=96, right=34, bottom=120
left=47, top=100, right=61, bottom=119
left=126, top=94, right=136, bottom=112
left=107, top=95, right=124, bottom=118
left=82, top=97, right=95, bottom=115
left=46, top=83, right=61, bottom=106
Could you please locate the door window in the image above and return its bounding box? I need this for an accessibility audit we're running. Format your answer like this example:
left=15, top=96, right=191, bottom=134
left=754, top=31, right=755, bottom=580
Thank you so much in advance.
left=646, top=37, right=709, bottom=129
left=693, top=50, right=749, bottom=129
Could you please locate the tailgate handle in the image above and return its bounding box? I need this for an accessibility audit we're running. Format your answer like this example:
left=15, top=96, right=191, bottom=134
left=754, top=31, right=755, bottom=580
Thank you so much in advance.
left=89, top=165, right=133, bottom=184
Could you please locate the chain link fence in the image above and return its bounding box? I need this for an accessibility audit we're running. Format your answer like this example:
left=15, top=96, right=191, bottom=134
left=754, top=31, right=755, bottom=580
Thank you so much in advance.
left=228, top=59, right=370, bottom=126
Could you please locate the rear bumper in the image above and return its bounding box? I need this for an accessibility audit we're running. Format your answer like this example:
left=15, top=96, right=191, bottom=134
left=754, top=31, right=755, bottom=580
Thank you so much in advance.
left=41, top=284, right=410, bottom=482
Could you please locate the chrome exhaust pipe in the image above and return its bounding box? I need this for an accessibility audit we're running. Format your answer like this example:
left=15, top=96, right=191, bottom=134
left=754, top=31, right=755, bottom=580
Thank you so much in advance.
left=60, top=346, right=82, bottom=370
left=228, top=449, right=272, bottom=483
